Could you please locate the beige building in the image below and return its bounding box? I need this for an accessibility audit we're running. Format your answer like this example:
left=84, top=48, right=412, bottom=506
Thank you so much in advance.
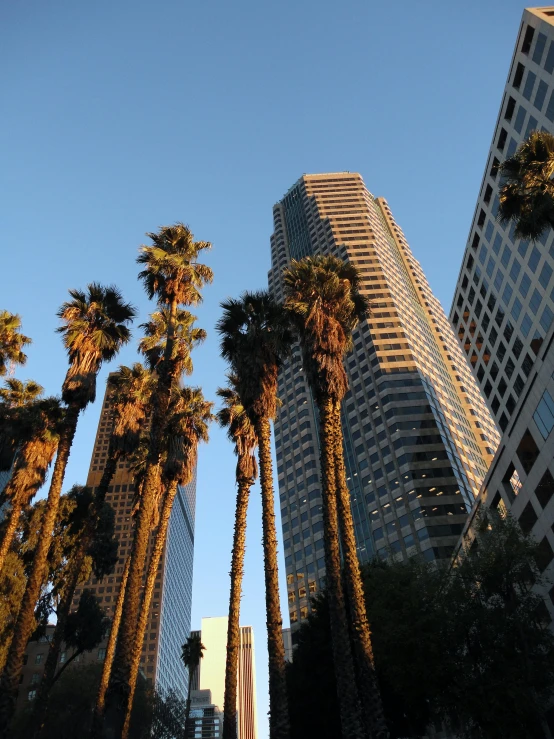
left=192, top=617, right=258, bottom=739
left=268, top=172, right=499, bottom=629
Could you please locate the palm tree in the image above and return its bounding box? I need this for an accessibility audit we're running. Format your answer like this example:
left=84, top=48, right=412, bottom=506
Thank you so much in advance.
left=498, top=131, right=554, bottom=241
left=121, top=386, right=213, bottom=739
left=182, top=634, right=206, bottom=738
left=0, top=311, right=31, bottom=376
left=217, top=291, right=292, bottom=739
left=0, top=398, right=64, bottom=573
left=216, top=377, right=258, bottom=739
left=284, top=255, right=387, bottom=739
left=0, top=378, right=43, bottom=407
left=105, top=223, right=212, bottom=734
left=0, top=284, right=135, bottom=738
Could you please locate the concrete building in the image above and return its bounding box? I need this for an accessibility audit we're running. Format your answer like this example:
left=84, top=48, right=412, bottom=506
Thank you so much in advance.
left=71, top=379, right=196, bottom=699
left=188, top=689, right=223, bottom=739
left=450, top=7, right=554, bottom=433
left=268, top=172, right=499, bottom=629
left=192, top=617, right=258, bottom=739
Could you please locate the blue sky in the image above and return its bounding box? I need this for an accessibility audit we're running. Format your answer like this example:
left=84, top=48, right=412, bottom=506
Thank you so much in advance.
left=1, top=0, right=530, bottom=735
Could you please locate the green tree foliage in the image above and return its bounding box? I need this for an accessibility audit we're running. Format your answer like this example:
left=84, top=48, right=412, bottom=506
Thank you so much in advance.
left=0, top=311, right=31, bottom=377
left=287, top=515, right=554, bottom=739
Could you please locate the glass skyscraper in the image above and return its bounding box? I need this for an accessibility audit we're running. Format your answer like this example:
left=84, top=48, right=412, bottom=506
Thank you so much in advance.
left=450, top=7, right=554, bottom=432
left=72, top=379, right=196, bottom=699
left=268, top=172, right=499, bottom=628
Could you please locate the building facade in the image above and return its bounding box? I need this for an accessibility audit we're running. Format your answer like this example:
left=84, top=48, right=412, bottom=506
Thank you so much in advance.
left=192, top=617, right=258, bottom=739
left=188, top=690, right=223, bottom=739
left=450, top=7, right=554, bottom=433
left=268, top=172, right=499, bottom=628
left=71, top=380, right=196, bottom=699
left=454, top=322, right=554, bottom=621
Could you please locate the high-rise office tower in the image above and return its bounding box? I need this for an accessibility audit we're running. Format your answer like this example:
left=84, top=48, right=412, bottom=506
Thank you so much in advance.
left=268, top=172, right=499, bottom=628
left=450, top=7, right=554, bottom=433
left=71, top=380, right=196, bottom=699
left=191, top=617, right=258, bottom=739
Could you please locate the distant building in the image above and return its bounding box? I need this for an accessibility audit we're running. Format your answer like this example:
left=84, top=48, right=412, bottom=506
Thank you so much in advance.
left=188, top=689, right=223, bottom=739
left=192, top=617, right=258, bottom=739
left=282, top=628, right=293, bottom=663
left=71, top=378, right=196, bottom=699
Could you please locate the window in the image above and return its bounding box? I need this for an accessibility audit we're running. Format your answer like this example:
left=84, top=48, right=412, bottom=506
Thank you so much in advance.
left=547, top=90, right=554, bottom=122
left=517, top=430, right=540, bottom=474
left=35, top=654, right=43, bottom=665
left=535, top=80, right=548, bottom=112
left=484, top=184, right=493, bottom=204
left=497, top=128, right=507, bottom=151
left=539, top=262, right=552, bottom=290
left=97, top=648, right=106, bottom=661
left=522, top=24, right=535, bottom=55
left=525, top=115, right=538, bottom=139
left=546, top=40, right=554, bottom=73
left=533, top=32, right=547, bottom=64
left=505, top=96, right=516, bottom=121
left=535, top=469, right=554, bottom=509
left=519, top=273, right=531, bottom=298
left=529, top=246, right=541, bottom=272
left=536, top=536, right=554, bottom=572
left=28, top=690, right=37, bottom=702
left=541, top=305, right=554, bottom=332
left=518, top=501, right=538, bottom=534
left=534, top=390, right=554, bottom=439
left=523, top=71, right=537, bottom=101
left=513, top=62, right=525, bottom=88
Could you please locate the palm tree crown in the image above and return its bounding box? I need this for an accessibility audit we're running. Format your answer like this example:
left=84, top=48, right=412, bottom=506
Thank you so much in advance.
left=0, top=311, right=31, bottom=377
left=137, top=223, right=213, bottom=307
left=216, top=376, right=258, bottom=481
left=283, top=255, right=369, bottom=402
left=138, top=309, right=207, bottom=373
left=107, top=363, right=156, bottom=456
left=56, top=283, right=136, bottom=407
left=217, top=291, right=293, bottom=421
left=0, top=379, right=43, bottom=408
left=498, top=130, right=554, bottom=241
left=181, top=633, right=206, bottom=673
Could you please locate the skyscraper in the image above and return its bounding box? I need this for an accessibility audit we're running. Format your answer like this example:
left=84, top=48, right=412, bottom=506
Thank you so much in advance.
left=450, top=7, right=554, bottom=433
left=192, top=617, right=258, bottom=739
left=268, top=172, right=499, bottom=628
left=71, top=380, right=196, bottom=699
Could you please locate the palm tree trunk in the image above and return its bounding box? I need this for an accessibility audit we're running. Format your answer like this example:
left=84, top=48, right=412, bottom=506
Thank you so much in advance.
left=121, top=480, right=178, bottom=739
left=103, top=463, right=159, bottom=738
left=92, top=555, right=131, bottom=738
left=0, top=498, right=22, bottom=573
left=223, top=471, right=252, bottom=739
left=333, top=402, right=388, bottom=739
left=318, top=396, right=365, bottom=739
left=31, top=537, right=88, bottom=739
left=184, top=665, right=194, bottom=738
left=0, top=405, right=80, bottom=739
left=254, top=416, right=290, bottom=739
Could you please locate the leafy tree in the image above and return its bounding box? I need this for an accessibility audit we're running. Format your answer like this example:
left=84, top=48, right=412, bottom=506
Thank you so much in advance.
left=216, top=376, right=258, bottom=739
left=106, top=224, right=211, bottom=735
left=217, top=290, right=293, bottom=739
left=0, top=284, right=135, bottom=737
left=498, top=131, right=554, bottom=241
left=0, top=311, right=31, bottom=377
left=181, top=634, right=206, bottom=737
left=121, top=386, right=212, bottom=738
left=151, top=689, right=186, bottom=739
left=284, top=255, right=383, bottom=739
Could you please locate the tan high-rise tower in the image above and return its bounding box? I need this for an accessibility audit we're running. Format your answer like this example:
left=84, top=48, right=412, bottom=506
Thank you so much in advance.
left=268, top=172, right=499, bottom=629
left=71, top=380, right=197, bottom=698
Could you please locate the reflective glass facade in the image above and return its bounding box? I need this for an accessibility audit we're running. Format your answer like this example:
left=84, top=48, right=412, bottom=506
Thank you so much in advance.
left=268, top=173, right=499, bottom=627
left=450, top=8, right=554, bottom=432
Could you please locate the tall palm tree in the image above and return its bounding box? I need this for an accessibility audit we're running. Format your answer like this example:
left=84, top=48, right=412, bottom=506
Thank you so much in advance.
left=121, top=386, right=213, bottom=739
left=0, top=398, right=64, bottom=572
left=284, top=255, right=387, bottom=739
left=217, top=291, right=292, bottom=739
left=0, top=380, right=43, bottom=484
left=182, top=634, right=206, bottom=738
left=0, top=311, right=31, bottom=376
left=0, top=284, right=135, bottom=738
left=217, top=377, right=258, bottom=739
left=105, top=223, right=212, bottom=735
left=498, top=131, right=554, bottom=241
